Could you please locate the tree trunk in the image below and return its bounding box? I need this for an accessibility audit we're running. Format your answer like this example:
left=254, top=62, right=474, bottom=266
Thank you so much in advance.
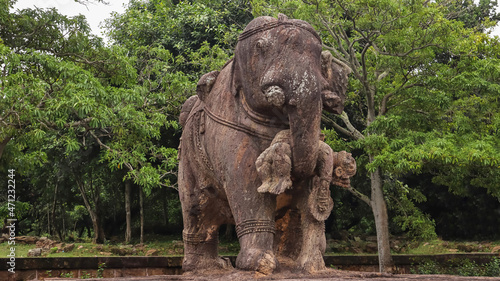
left=162, top=188, right=169, bottom=228
left=125, top=180, right=132, bottom=243
left=224, top=224, right=234, bottom=240
left=76, top=178, right=105, bottom=244
left=61, top=206, right=66, bottom=241
left=89, top=211, right=105, bottom=244
left=139, top=188, right=144, bottom=245
left=369, top=163, right=394, bottom=273
left=51, top=183, right=58, bottom=237
left=47, top=208, right=50, bottom=236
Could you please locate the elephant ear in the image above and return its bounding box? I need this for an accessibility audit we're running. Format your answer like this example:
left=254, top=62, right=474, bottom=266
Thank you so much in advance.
left=230, top=58, right=242, bottom=97
left=179, top=95, right=199, bottom=127
left=321, top=51, right=351, bottom=115
left=197, top=70, right=219, bottom=101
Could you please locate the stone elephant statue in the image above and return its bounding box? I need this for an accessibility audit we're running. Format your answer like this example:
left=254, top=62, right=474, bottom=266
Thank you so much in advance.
left=177, top=14, right=354, bottom=274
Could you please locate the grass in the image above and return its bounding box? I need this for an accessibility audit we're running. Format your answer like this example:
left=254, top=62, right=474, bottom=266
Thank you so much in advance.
left=402, top=239, right=500, bottom=255
left=2, top=236, right=500, bottom=258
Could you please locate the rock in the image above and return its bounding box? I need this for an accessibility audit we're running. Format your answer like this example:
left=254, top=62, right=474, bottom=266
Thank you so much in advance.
left=78, top=245, right=84, bottom=249
left=99, top=252, right=112, bottom=256
left=53, top=243, right=65, bottom=252
left=448, top=249, right=458, bottom=252
left=457, top=244, right=477, bottom=252
left=145, top=249, right=159, bottom=256
left=110, top=246, right=134, bottom=256
left=491, top=245, right=500, bottom=253
left=28, top=248, right=42, bottom=257
left=16, top=236, right=38, bottom=244
left=339, top=230, right=350, bottom=241
left=329, top=241, right=343, bottom=252
left=350, top=247, right=363, bottom=254
left=63, top=243, right=75, bottom=252
left=36, top=237, right=58, bottom=250
left=365, top=242, right=378, bottom=254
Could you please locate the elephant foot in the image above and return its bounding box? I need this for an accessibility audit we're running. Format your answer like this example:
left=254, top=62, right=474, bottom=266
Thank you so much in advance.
left=183, top=253, right=233, bottom=272
left=257, top=177, right=292, bottom=195
left=236, top=249, right=277, bottom=275
left=297, top=250, right=327, bottom=273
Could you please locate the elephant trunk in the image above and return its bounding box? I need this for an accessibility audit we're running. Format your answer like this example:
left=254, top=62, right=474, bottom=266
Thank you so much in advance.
left=287, top=95, right=322, bottom=179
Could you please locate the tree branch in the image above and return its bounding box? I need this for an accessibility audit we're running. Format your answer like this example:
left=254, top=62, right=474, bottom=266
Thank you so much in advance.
left=344, top=185, right=371, bottom=206
left=322, top=114, right=356, bottom=139
left=88, top=130, right=135, bottom=172
left=379, top=83, right=424, bottom=116
left=339, top=111, right=365, bottom=140
left=372, top=42, right=440, bottom=57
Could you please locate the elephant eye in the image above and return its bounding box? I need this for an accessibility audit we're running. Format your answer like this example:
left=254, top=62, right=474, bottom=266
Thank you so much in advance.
left=256, top=38, right=270, bottom=51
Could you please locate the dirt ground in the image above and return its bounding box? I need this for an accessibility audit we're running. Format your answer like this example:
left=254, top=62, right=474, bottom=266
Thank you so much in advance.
left=46, top=268, right=500, bottom=281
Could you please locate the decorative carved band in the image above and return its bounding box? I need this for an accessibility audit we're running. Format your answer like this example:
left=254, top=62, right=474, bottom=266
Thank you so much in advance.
left=236, top=220, right=276, bottom=239
left=238, top=17, right=321, bottom=43
left=182, top=230, right=217, bottom=245
left=203, top=106, right=275, bottom=141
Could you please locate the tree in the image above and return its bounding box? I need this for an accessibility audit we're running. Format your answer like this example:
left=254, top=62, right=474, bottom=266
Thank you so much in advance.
left=251, top=0, right=500, bottom=272
left=104, top=0, right=254, bottom=242
left=1, top=2, right=182, bottom=242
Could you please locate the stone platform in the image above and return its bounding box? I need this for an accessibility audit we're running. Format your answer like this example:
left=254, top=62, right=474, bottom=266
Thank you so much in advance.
left=45, top=270, right=500, bottom=281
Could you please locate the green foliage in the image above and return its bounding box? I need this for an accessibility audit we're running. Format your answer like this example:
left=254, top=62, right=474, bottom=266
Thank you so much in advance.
left=485, top=258, right=500, bottom=277
left=80, top=271, right=93, bottom=279
left=0, top=0, right=254, bottom=241
left=1, top=4, right=183, bottom=189
left=69, top=205, right=89, bottom=220
left=0, top=201, right=31, bottom=222
left=60, top=272, right=74, bottom=278
left=252, top=0, right=500, bottom=241
left=2, top=0, right=499, bottom=243
left=411, top=258, right=441, bottom=274
left=105, top=0, right=249, bottom=79
left=411, top=257, right=500, bottom=276
left=97, top=262, right=106, bottom=278
left=385, top=178, right=437, bottom=241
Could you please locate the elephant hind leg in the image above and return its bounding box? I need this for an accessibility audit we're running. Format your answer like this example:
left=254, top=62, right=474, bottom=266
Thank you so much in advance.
left=181, top=200, right=233, bottom=272
left=182, top=227, right=232, bottom=272
left=179, top=164, right=232, bottom=272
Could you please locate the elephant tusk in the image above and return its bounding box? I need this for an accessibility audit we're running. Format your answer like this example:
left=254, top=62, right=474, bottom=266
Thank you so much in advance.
left=263, top=85, right=286, bottom=107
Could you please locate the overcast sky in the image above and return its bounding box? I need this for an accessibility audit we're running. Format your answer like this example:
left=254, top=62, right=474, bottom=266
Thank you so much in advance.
left=12, top=0, right=500, bottom=40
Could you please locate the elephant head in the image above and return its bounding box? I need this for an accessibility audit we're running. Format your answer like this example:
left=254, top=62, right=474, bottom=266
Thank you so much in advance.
left=232, top=14, right=344, bottom=179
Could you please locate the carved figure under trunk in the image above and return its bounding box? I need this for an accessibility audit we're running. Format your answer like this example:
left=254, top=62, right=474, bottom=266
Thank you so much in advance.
left=177, top=14, right=355, bottom=275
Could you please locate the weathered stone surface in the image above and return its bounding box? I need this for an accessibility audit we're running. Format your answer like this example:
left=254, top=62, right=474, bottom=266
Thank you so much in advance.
left=146, top=249, right=159, bottom=256
left=45, top=270, right=500, bottom=281
left=177, top=14, right=354, bottom=275
left=27, top=247, right=42, bottom=257
left=15, top=235, right=38, bottom=244
left=63, top=243, right=75, bottom=252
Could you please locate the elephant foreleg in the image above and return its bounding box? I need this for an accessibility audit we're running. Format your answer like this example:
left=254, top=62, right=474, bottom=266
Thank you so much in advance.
left=296, top=215, right=327, bottom=272
left=296, top=141, right=335, bottom=272
left=225, top=167, right=278, bottom=274
left=235, top=219, right=278, bottom=275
